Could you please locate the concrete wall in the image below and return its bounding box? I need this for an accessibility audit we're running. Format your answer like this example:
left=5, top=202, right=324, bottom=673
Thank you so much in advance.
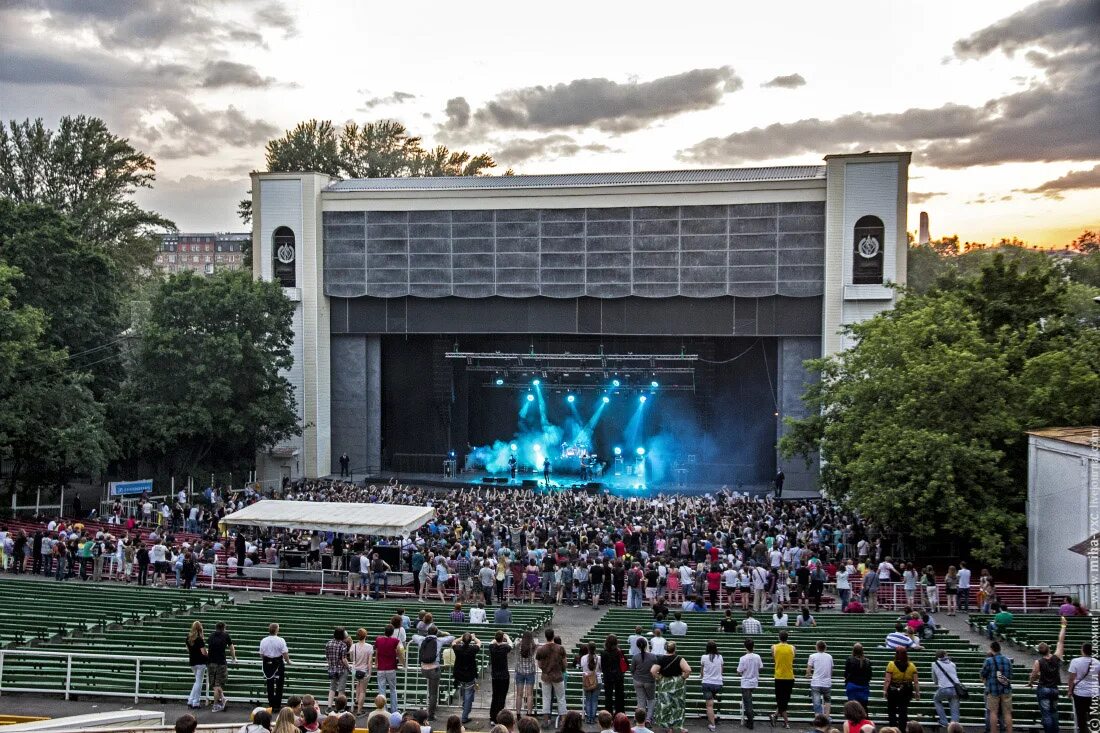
left=1028, top=435, right=1093, bottom=596
left=777, top=336, right=822, bottom=492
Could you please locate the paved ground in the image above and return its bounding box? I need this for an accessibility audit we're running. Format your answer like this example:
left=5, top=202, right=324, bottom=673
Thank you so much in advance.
left=0, top=596, right=1046, bottom=732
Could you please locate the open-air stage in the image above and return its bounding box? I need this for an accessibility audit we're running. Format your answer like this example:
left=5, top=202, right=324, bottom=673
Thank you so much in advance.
left=335, top=469, right=774, bottom=497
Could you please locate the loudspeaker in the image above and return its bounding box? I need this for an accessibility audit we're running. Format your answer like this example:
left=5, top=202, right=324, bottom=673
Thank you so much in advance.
left=494, top=477, right=508, bottom=484
left=521, top=479, right=538, bottom=488
left=482, top=477, right=495, bottom=485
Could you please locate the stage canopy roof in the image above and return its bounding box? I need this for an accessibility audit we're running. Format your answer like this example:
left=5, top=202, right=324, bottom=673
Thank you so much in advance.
left=221, top=500, right=433, bottom=536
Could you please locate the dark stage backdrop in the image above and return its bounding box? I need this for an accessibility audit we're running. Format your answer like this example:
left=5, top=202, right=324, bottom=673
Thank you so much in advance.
left=380, top=334, right=777, bottom=485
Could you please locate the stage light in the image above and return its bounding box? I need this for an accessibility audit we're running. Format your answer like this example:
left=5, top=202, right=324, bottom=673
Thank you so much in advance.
left=526, top=394, right=535, bottom=402
left=612, top=379, right=620, bottom=387
left=449, top=450, right=456, bottom=458
left=533, top=444, right=542, bottom=452
left=651, top=380, right=659, bottom=388
left=636, top=447, right=646, bottom=456
left=602, top=396, right=610, bottom=404
left=567, top=394, right=575, bottom=403
left=495, top=378, right=504, bottom=386
left=532, top=379, right=540, bottom=387
left=639, top=395, right=647, bottom=403
left=510, top=443, right=518, bottom=451
left=613, top=447, right=622, bottom=455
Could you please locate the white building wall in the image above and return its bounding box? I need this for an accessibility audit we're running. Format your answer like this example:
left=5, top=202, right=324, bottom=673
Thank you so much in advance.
left=1028, top=435, right=1092, bottom=599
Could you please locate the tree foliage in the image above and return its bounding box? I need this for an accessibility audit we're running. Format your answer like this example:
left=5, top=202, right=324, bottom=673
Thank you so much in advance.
left=782, top=254, right=1100, bottom=565
left=240, top=118, right=497, bottom=225
left=111, top=270, right=300, bottom=477
left=0, top=116, right=171, bottom=280
left=0, top=264, right=113, bottom=490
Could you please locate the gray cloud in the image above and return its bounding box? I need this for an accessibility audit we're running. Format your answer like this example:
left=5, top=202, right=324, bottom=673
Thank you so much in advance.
left=444, top=67, right=742, bottom=141
left=201, top=61, right=276, bottom=89
left=5, top=0, right=296, bottom=50
left=133, top=175, right=252, bottom=231
left=442, top=97, right=472, bottom=131
left=1017, top=163, right=1100, bottom=199
left=361, top=91, right=417, bottom=110
left=762, top=73, right=806, bottom=89
left=909, top=191, right=946, bottom=204
left=493, top=134, right=616, bottom=165
left=679, top=0, right=1100, bottom=168
left=150, top=103, right=280, bottom=159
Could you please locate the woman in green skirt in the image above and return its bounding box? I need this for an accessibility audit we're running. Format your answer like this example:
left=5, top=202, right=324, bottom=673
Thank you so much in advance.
left=651, top=640, right=693, bottom=733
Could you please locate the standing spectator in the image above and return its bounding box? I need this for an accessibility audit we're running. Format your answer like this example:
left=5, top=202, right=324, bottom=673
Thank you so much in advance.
left=371, top=552, right=390, bottom=599
left=339, top=452, right=350, bottom=477
left=1030, top=618, right=1067, bottom=733
left=489, top=632, right=513, bottom=724
left=207, top=621, right=236, bottom=713
left=931, top=650, right=962, bottom=728
left=957, top=562, right=972, bottom=612
left=737, top=638, right=763, bottom=730
left=452, top=633, right=482, bottom=725
left=602, top=634, right=627, bottom=715
left=884, top=647, right=919, bottom=730
left=513, top=631, right=537, bottom=717
left=921, top=566, right=939, bottom=611
left=136, top=542, right=150, bottom=586
left=845, top=644, right=874, bottom=712
left=862, top=565, right=880, bottom=613
left=981, top=641, right=1013, bottom=733
left=1067, top=639, right=1098, bottom=733
left=326, top=627, right=351, bottom=712
left=767, top=630, right=796, bottom=729
left=374, top=624, right=402, bottom=712
left=700, top=640, right=724, bottom=732
left=631, top=637, right=658, bottom=725
left=836, top=560, right=852, bottom=612
left=350, top=628, right=375, bottom=716
left=943, top=566, right=959, bottom=616
left=903, top=564, right=918, bottom=607
left=259, top=623, right=291, bottom=712
left=186, top=621, right=208, bottom=710
left=807, top=640, right=834, bottom=717
left=234, top=531, right=246, bottom=577
left=412, top=624, right=454, bottom=721
left=535, top=629, right=567, bottom=727
left=651, top=640, right=690, bottom=733
left=580, top=642, right=602, bottom=725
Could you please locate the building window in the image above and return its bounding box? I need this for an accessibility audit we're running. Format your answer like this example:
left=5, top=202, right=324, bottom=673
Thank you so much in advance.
left=852, top=215, right=885, bottom=285
left=272, top=226, right=296, bottom=287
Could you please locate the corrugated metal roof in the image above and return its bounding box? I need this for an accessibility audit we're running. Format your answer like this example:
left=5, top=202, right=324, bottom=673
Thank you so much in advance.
left=324, top=165, right=826, bottom=193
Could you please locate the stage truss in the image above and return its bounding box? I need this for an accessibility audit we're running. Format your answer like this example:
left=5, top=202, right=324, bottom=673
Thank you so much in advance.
left=445, top=350, right=698, bottom=392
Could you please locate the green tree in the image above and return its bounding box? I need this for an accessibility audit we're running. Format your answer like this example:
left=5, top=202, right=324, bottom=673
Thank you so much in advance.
left=0, top=264, right=113, bottom=491
left=0, top=116, right=171, bottom=280
left=782, top=254, right=1100, bottom=564
left=0, top=200, right=125, bottom=393
left=112, top=270, right=299, bottom=478
left=238, top=118, right=497, bottom=226
left=1066, top=250, right=1100, bottom=288
left=1071, top=230, right=1098, bottom=254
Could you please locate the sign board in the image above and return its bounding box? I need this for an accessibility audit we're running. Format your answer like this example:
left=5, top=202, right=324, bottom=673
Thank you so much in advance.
left=109, top=479, right=153, bottom=496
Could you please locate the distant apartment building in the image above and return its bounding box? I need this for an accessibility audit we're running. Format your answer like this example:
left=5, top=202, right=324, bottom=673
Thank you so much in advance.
left=155, top=232, right=249, bottom=275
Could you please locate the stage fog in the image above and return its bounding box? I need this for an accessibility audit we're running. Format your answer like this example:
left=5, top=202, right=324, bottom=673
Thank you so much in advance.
left=380, top=335, right=780, bottom=491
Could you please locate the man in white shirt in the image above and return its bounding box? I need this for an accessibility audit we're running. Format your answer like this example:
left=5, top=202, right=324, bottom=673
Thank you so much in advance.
left=469, top=603, right=487, bottom=624
left=878, top=558, right=897, bottom=581
left=669, top=613, right=688, bottom=636
left=957, top=562, right=972, bottom=612
left=1068, top=642, right=1100, bottom=731
left=806, top=640, right=834, bottom=717
left=836, top=562, right=852, bottom=612
left=737, top=638, right=764, bottom=729
left=258, top=623, right=291, bottom=712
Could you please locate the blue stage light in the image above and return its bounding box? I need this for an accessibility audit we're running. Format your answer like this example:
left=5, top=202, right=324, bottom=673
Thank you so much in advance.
left=449, top=450, right=456, bottom=457
left=602, top=396, right=610, bottom=404
left=532, top=379, right=540, bottom=387
left=613, top=446, right=622, bottom=455
left=510, top=443, right=518, bottom=451
left=612, top=379, right=620, bottom=387
left=495, top=378, right=504, bottom=386
left=651, top=380, right=659, bottom=388
left=567, top=394, right=575, bottom=403
left=533, top=444, right=542, bottom=452
left=636, top=447, right=646, bottom=456
left=526, top=394, right=535, bottom=402
left=639, top=395, right=647, bottom=403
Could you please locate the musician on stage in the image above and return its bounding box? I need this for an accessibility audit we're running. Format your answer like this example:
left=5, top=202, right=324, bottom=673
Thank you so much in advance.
left=508, top=454, right=517, bottom=481
left=543, top=458, right=551, bottom=486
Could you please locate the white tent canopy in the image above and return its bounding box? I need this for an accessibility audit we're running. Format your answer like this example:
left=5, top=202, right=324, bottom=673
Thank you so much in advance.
left=221, top=500, right=433, bottom=536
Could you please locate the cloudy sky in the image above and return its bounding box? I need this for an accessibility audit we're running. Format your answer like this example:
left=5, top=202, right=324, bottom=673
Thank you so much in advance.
left=1, top=0, right=1097, bottom=246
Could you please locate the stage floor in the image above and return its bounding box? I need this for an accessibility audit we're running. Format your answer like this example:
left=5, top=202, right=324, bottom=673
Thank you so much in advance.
left=332, top=469, right=773, bottom=497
